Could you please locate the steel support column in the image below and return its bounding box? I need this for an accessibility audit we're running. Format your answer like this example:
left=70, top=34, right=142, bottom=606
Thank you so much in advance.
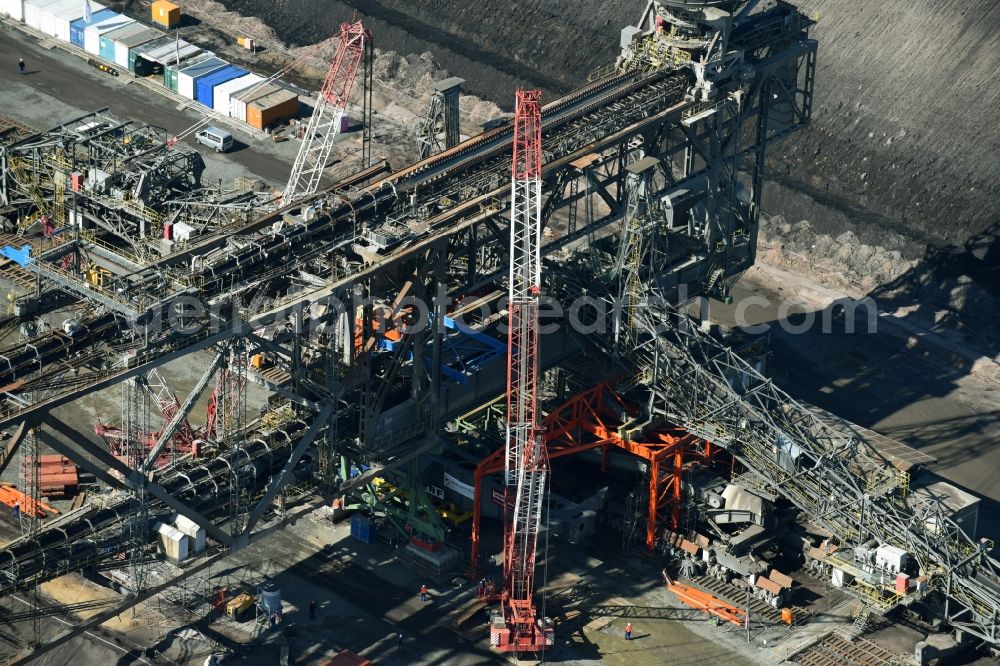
left=243, top=401, right=334, bottom=535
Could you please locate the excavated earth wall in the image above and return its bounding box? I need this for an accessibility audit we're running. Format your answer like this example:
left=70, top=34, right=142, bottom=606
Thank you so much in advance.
left=218, top=0, right=1000, bottom=250
left=217, top=0, right=1000, bottom=341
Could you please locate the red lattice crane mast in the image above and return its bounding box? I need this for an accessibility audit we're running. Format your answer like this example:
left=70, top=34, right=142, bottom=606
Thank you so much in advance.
left=283, top=19, right=371, bottom=203
left=491, top=89, right=553, bottom=653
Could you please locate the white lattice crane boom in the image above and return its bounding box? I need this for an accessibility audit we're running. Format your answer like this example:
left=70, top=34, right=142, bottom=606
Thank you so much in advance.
left=283, top=20, right=370, bottom=203
left=493, top=88, right=553, bottom=653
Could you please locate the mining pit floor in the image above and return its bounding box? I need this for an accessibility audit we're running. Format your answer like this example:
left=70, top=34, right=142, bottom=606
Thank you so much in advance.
left=0, top=10, right=999, bottom=666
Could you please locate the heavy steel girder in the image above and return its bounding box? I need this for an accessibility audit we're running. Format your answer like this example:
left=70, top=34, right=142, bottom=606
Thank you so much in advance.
left=243, top=401, right=334, bottom=536
left=0, top=420, right=35, bottom=477
left=42, top=416, right=234, bottom=546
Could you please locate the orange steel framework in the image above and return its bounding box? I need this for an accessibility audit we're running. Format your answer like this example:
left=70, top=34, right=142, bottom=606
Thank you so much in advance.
left=470, top=383, right=725, bottom=575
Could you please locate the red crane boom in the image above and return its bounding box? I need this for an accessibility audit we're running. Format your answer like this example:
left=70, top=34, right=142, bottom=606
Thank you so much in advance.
left=492, top=89, right=553, bottom=653
left=283, top=20, right=370, bottom=202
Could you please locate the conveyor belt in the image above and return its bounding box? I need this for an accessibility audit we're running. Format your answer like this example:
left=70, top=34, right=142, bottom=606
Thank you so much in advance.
left=0, top=68, right=691, bottom=400
left=630, top=301, right=1000, bottom=645
left=0, top=417, right=310, bottom=592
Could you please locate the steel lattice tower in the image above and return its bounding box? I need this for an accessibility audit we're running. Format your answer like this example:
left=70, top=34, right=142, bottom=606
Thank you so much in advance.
left=220, top=339, right=249, bottom=537
left=123, top=376, right=150, bottom=596
left=17, top=423, right=40, bottom=647
left=283, top=20, right=371, bottom=203
left=494, top=89, right=552, bottom=653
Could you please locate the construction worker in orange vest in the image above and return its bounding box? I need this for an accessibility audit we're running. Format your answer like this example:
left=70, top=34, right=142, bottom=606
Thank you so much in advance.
left=625, top=622, right=633, bottom=640
left=420, top=584, right=429, bottom=602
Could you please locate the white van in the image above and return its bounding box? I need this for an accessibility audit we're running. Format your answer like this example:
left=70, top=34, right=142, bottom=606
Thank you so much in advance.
left=195, top=127, right=234, bottom=153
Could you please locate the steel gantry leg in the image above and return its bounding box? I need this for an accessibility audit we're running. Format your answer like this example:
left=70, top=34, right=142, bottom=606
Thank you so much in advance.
left=41, top=416, right=234, bottom=546
left=243, top=401, right=334, bottom=535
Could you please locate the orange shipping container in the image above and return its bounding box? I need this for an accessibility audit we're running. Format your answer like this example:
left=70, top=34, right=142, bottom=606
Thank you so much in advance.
left=151, top=0, right=181, bottom=28
left=247, top=89, right=300, bottom=130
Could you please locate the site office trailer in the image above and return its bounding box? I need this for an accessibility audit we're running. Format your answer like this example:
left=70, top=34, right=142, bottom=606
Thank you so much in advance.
left=246, top=88, right=300, bottom=131
left=195, top=65, right=248, bottom=109
left=50, top=0, right=98, bottom=42
left=69, top=7, right=115, bottom=47
left=138, top=39, right=200, bottom=79
left=165, top=51, right=213, bottom=92
left=231, top=81, right=281, bottom=123
left=212, top=73, right=264, bottom=115
left=177, top=56, right=227, bottom=100
left=35, top=0, right=77, bottom=37
left=23, top=0, right=62, bottom=31
left=0, top=0, right=24, bottom=22
left=105, top=22, right=160, bottom=69
left=129, top=35, right=173, bottom=74
left=84, top=14, right=133, bottom=58
left=42, top=0, right=83, bottom=37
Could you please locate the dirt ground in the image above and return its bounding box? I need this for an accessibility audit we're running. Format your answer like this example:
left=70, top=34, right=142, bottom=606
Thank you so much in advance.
left=138, top=0, right=503, bottom=172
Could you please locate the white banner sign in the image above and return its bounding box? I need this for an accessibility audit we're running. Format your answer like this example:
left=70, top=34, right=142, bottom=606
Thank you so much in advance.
left=443, top=472, right=475, bottom=499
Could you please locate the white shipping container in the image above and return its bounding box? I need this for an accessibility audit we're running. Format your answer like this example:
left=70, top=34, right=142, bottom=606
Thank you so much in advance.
left=213, top=73, right=263, bottom=115
left=230, top=97, right=247, bottom=123
left=23, top=0, right=61, bottom=31
left=154, top=522, right=189, bottom=562
left=37, top=0, right=75, bottom=36
left=82, top=13, right=130, bottom=55
left=110, top=24, right=157, bottom=69
left=174, top=514, right=207, bottom=553
left=176, top=56, right=226, bottom=101
left=52, top=0, right=101, bottom=43
left=230, top=81, right=278, bottom=123
left=0, top=0, right=25, bottom=21
left=165, top=530, right=188, bottom=562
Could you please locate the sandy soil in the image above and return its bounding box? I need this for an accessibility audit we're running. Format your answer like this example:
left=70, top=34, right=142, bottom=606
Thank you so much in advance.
left=154, top=0, right=502, bottom=170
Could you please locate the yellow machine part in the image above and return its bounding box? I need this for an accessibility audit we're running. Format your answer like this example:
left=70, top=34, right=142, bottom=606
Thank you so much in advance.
left=226, top=592, right=255, bottom=617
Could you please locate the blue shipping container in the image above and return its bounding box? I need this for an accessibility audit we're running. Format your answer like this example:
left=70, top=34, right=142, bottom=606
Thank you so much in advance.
left=350, top=515, right=376, bottom=545
left=195, top=65, right=247, bottom=108
left=69, top=8, right=115, bottom=47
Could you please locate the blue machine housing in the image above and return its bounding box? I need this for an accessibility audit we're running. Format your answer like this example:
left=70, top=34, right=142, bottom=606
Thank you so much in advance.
left=377, top=315, right=505, bottom=385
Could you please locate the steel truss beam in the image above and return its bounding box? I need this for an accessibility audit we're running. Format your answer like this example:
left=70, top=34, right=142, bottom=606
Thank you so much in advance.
left=243, top=401, right=334, bottom=535
left=623, top=300, right=1000, bottom=644
left=43, top=416, right=234, bottom=546
left=0, top=12, right=825, bottom=650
